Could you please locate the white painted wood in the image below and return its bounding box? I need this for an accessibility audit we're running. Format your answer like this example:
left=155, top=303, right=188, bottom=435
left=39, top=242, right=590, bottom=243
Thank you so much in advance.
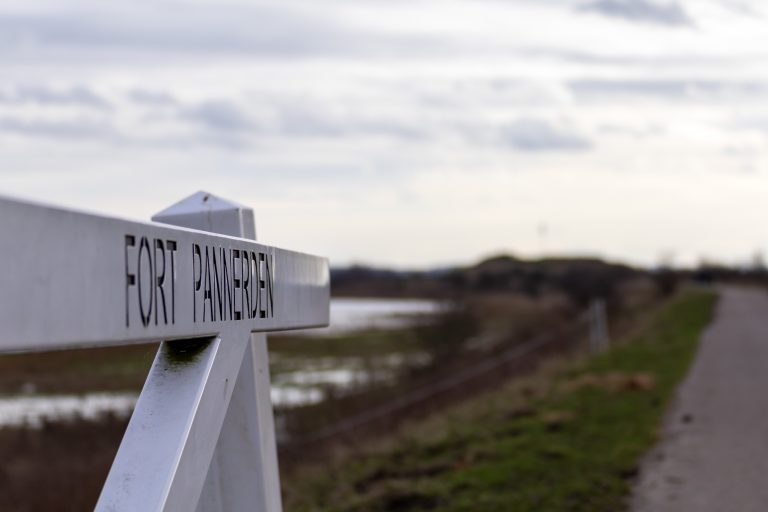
left=93, top=192, right=318, bottom=511
left=153, top=192, right=283, bottom=512
left=0, top=192, right=329, bottom=511
left=195, top=334, right=283, bottom=512
left=96, top=334, right=248, bottom=511
left=0, top=194, right=329, bottom=352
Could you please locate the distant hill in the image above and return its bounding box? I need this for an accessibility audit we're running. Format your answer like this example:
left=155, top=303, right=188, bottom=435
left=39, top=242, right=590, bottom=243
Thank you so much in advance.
left=331, top=254, right=641, bottom=305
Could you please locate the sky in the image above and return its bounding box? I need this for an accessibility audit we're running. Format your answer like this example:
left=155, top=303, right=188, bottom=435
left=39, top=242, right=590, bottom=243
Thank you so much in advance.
left=1, top=0, right=767, bottom=269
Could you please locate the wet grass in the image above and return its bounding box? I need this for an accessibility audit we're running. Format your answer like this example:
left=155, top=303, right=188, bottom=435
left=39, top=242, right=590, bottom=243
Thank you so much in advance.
left=0, top=290, right=668, bottom=510
left=0, top=293, right=579, bottom=400
left=0, top=344, right=158, bottom=396
left=0, top=328, right=425, bottom=397
left=283, top=289, right=717, bottom=512
left=270, top=329, right=425, bottom=375
left=0, top=329, right=435, bottom=511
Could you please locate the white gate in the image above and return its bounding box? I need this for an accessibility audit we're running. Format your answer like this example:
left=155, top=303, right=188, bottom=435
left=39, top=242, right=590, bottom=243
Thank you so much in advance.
left=0, top=191, right=330, bottom=511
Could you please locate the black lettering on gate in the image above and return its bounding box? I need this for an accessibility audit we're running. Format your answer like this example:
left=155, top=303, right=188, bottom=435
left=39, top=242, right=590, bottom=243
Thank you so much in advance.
left=127, top=235, right=177, bottom=328
left=250, top=251, right=259, bottom=320
left=168, top=240, right=178, bottom=324
left=193, top=243, right=202, bottom=322
left=125, top=235, right=136, bottom=327
left=241, top=249, right=250, bottom=320
left=203, top=246, right=213, bottom=322
left=138, top=236, right=153, bottom=327
left=262, top=252, right=274, bottom=318
left=221, top=247, right=233, bottom=322
left=212, top=247, right=222, bottom=321
left=232, top=249, right=242, bottom=321
left=154, top=239, right=167, bottom=325
left=259, top=252, right=266, bottom=318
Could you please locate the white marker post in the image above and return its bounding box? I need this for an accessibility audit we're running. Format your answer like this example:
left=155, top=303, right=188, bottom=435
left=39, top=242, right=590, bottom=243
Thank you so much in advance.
left=0, top=192, right=330, bottom=511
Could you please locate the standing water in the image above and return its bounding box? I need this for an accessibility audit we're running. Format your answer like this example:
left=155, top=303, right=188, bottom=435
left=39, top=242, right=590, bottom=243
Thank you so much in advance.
left=298, top=298, right=443, bottom=336
left=0, top=298, right=442, bottom=427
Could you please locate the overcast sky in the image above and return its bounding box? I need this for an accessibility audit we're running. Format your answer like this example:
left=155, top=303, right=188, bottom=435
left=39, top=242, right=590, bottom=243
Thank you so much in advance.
left=1, top=0, right=767, bottom=268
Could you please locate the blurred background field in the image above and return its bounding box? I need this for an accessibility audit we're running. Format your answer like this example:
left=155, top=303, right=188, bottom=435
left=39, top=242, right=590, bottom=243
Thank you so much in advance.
left=282, top=290, right=716, bottom=512
left=0, top=253, right=692, bottom=511
left=3, top=0, right=768, bottom=509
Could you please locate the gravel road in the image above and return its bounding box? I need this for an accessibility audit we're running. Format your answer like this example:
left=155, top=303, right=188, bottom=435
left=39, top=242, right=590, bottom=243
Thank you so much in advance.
left=630, top=287, right=768, bottom=512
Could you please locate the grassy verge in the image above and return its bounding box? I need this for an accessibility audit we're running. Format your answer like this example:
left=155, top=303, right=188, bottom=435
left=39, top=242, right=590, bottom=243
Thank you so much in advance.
left=283, top=289, right=717, bottom=512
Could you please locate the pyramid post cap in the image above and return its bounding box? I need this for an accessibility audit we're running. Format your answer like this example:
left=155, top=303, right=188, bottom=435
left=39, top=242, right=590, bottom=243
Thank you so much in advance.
left=152, top=191, right=252, bottom=220
left=152, top=191, right=256, bottom=239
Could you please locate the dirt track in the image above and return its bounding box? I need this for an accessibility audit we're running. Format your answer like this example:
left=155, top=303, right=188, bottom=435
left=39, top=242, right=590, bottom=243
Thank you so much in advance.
left=631, top=287, right=768, bottom=512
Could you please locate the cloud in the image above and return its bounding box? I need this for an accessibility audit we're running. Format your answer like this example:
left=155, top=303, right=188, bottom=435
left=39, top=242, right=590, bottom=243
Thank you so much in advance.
left=276, top=106, right=347, bottom=137
left=277, top=106, right=426, bottom=139
left=128, top=89, right=177, bottom=106
left=0, top=5, right=449, bottom=61
left=579, top=0, right=692, bottom=26
left=0, top=117, right=114, bottom=139
left=569, top=79, right=768, bottom=100
left=497, top=119, right=592, bottom=151
left=0, top=85, right=109, bottom=109
left=175, top=96, right=427, bottom=142
left=597, top=123, right=665, bottom=138
left=181, top=100, right=254, bottom=132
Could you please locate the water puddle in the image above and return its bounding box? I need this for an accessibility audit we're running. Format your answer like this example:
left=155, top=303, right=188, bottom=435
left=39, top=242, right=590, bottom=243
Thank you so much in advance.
left=0, top=393, right=138, bottom=428
left=292, top=298, right=443, bottom=336
left=0, top=299, right=442, bottom=427
left=0, top=372, right=377, bottom=427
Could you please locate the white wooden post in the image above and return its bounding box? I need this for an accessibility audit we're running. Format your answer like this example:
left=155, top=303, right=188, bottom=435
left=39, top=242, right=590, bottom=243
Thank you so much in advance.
left=599, top=298, right=610, bottom=350
left=152, top=192, right=283, bottom=511
left=0, top=192, right=330, bottom=511
left=589, top=300, right=598, bottom=353
left=589, top=298, right=610, bottom=353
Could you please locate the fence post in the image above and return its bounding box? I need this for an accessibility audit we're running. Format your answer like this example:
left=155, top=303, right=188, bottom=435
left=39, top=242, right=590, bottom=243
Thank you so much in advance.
left=589, top=298, right=610, bottom=353
left=97, top=192, right=283, bottom=511
left=153, top=192, right=283, bottom=512
left=0, top=192, right=329, bottom=510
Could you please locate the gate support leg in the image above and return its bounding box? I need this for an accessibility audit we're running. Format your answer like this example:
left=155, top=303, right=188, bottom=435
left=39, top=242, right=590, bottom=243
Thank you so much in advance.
left=96, top=335, right=249, bottom=510
left=97, top=192, right=283, bottom=511
left=195, top=334, right=282, bottom=512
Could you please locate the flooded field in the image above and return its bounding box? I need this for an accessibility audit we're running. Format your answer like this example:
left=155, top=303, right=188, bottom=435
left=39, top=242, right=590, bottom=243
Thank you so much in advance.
left=297, top=298, right=443, bottom=336
left=0, top=393, right=137, bottom=428
left=0, top=298, right=442, bottom=427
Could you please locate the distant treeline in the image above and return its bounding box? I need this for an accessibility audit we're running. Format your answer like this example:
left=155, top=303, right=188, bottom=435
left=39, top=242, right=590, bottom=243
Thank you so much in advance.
left=332, top=255, right=656, bottom=306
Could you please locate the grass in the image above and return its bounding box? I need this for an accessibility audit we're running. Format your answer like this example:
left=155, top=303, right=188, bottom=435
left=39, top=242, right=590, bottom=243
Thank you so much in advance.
left=0, top=328, right=425, bottom=396
left=0, top=291, right=578, bottom=397
left=270, top=329, right=425, bottom=375
left=272, top=330, right=424, bottom=357
left=283, top=289, right=717, bottom=512
left=0, top=327, right=431, bottom=512
left=0, top=344, right=158, bottom=395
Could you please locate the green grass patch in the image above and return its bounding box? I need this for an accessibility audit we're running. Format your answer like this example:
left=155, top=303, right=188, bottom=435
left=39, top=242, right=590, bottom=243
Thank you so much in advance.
left=283, top=289, right=717, bottom=512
